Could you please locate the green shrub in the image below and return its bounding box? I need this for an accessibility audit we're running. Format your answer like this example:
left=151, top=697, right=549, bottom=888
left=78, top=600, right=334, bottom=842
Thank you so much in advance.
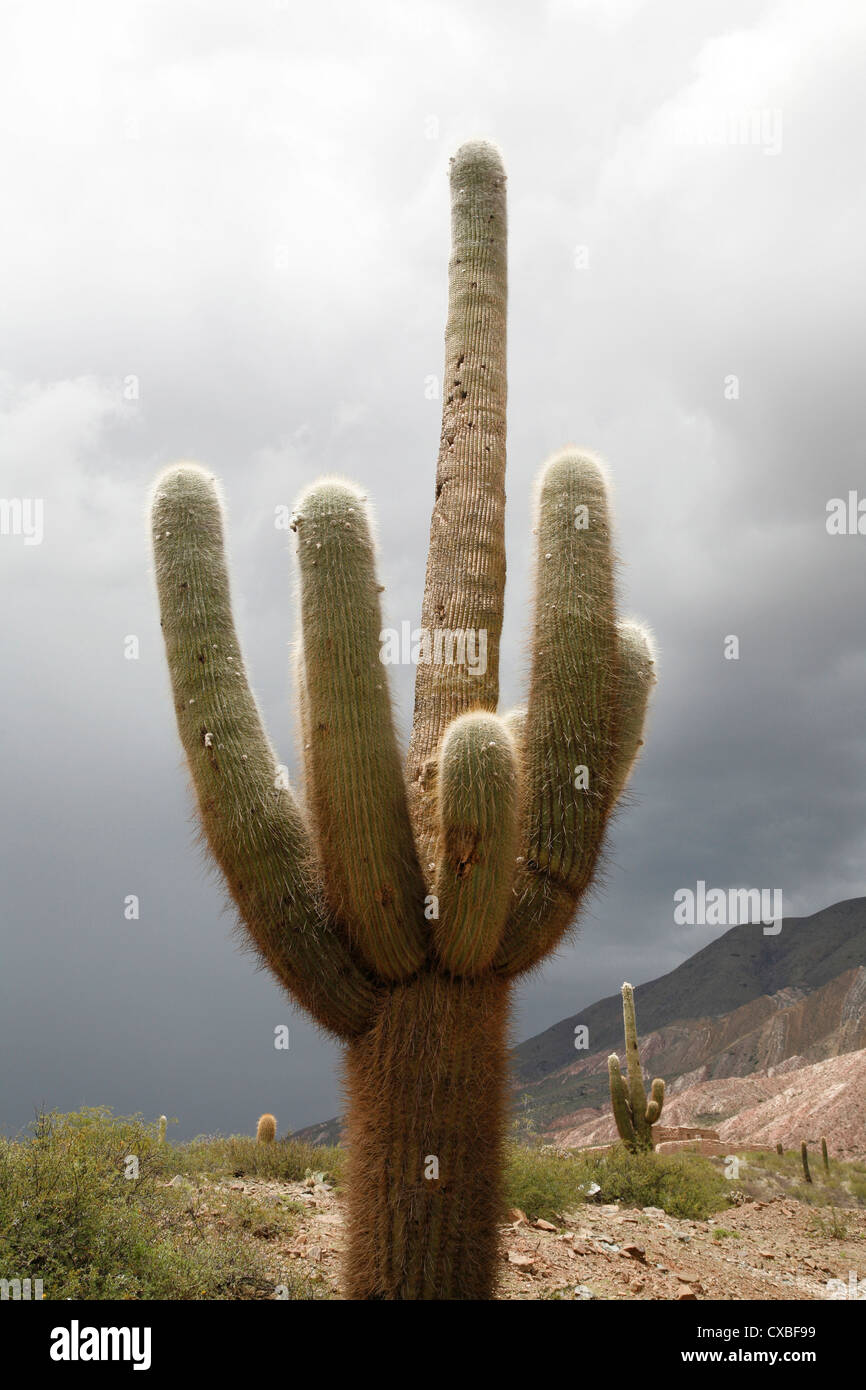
left=503, top=1144, right=587, bottom=1222
left=568, top=1144, right=731, bottom=1220
left=502, top=1141, right=731, bottom=1223
left=171, top=1133, right=345, bottom=1186
left=0, top=1109, right=321, bottom=1300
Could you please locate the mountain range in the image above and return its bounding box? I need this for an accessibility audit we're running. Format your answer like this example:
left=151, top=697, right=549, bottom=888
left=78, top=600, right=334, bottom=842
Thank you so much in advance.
left=294, top=898, right=866, bottom=1155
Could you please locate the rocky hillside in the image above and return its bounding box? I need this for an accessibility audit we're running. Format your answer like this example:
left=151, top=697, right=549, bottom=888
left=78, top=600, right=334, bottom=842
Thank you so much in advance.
left=546, top=1047, right=866, bottom=1158
left=520, top=964, right=866, bottom=1136
left=514, top=898, right=866, bottom=1086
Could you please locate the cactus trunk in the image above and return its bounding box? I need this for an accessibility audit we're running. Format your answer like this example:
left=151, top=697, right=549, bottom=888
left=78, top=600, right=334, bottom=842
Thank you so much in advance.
left=344, top=975, right=509, bottom=1300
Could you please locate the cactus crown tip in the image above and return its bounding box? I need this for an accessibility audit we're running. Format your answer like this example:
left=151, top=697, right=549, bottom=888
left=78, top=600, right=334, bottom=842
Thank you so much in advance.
left=150, top=460, right=221, bottom=514
left=450, top=138, right=505, bottom=174
left=295, top=474, right=367, bottom=508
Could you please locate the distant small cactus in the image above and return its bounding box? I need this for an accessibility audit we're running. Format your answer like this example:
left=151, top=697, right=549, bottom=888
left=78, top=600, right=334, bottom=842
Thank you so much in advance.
left=608, top=983, right=665, bottom=1151
left=821, top=1136, right=830, bottom=1176
left=801, top=1141, right=812, bottom=1184
left=775, top=1142, right=783, bottom=1155
left=256, top=1113, right=277, bottom=1144
left=158, top=1115, right=167, bottom=1144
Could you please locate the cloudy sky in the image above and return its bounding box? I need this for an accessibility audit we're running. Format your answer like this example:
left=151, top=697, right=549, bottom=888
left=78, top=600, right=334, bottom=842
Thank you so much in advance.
left=1, top=0, right=864, bottom=1140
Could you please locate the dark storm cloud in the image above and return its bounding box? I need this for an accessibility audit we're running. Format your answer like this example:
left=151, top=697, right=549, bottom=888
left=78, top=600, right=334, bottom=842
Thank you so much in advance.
left=1, top=0, right=864, bottom=1136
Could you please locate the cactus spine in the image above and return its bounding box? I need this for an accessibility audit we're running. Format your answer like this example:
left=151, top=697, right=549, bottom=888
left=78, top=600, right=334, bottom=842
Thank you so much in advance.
left=150, top=140, right=655, bottom=1299
left=608, top=983, right=665, bottom=1150
left=256, top=1114, right=277, bottom=1145
left=801, top=1141, right=812, bottom=1183
left=821, top=1136, right=830, bottom=1176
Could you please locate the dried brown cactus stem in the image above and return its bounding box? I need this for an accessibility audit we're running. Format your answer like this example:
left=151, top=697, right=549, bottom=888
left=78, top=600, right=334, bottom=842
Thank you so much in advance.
left=407, top=141, right=508, bottom=877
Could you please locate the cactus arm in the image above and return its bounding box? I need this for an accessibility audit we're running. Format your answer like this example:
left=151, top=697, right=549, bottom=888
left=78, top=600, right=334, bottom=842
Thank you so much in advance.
left=151, top=464, right=380, bottom=1039
left=501, top=706, right=526, bottom=746
left=609, top=621, right=656, bottom=806
left=608, top=1054, right=637, bottom=1148
left=291, top=642, right=313, bottom=806
left=645, top=1077, right=665, bottom=1126
left=406, top=140, right=508, bottom=875
left=646, top=1076, right=665, bottom=1128
left=494, top=450, right=618, bottom=974
left=433, top=712, right=520, bottom=975
left=292, top=479, right=427, bottom=980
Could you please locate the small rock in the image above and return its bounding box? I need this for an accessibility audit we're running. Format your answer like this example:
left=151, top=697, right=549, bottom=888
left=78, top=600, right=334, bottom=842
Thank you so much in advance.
left=677, top=1286, right=697, bottom=1301
left=758, top=1250, right=774, bottom=1259
left=534, top=1218, right=557, bottom=1232
left=573, top=1284, right=594, bottom=1301
left=642, top=1206, right=665, bottom=1219
left=507, top=1251, right=535, bottom=1270
left=508, top=1208, right=528, bottom=1225
left=621, top=1244, right=647, bottom=1263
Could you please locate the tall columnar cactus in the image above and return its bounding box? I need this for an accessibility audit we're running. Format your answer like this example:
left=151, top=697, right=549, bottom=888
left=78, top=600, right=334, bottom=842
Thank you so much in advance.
left=821, top=1136, right=830, bottom=1176
left=801, top=1141, right=812, bottom=1184
left=608, top=982, right=665, bottom=1150
left=256, top=1113, right=277, bottom=1145
left=157, top=1114, right=167, bottom=1144
left=150, top=140, right=656, bottom=1300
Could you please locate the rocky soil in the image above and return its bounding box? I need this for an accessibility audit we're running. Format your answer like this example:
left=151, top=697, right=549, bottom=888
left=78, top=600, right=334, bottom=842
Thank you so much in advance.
left=208, top=1172, right=866, bottom=1300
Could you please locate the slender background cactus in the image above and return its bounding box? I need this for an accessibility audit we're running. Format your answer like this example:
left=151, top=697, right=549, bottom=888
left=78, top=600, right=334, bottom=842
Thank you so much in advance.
left=150, top=139, right=655, bottom=1299
left=608, top=982, right=665, bottom=1151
